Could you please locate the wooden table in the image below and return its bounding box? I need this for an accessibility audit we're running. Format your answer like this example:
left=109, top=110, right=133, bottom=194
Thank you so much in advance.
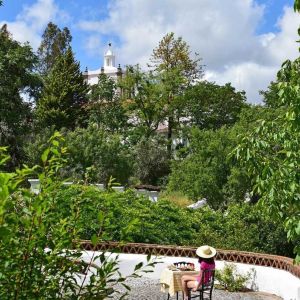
left=160, top=268, right=198, bottom=299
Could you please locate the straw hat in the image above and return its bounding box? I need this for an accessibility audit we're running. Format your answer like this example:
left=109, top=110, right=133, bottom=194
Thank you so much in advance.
left=196, top=245, right=216, bottom=258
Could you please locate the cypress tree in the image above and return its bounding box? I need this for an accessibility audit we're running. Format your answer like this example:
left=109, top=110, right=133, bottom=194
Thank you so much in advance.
left=36, top=48, right=89, bottom=130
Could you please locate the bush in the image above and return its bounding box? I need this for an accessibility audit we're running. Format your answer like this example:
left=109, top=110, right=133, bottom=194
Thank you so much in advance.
left=216, top=263, right=254, bottom=292
left=160, top=191, right=193, bottom=208
left=190, top=204, right=294, bottom=256
left=0, top=134, right=153, bottom=299
left=53, top=186, right=195, bottom=245
left=53, top=184, right=294, bottom=257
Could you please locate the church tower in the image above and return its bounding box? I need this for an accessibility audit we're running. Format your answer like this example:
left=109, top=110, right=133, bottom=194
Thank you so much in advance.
left=84, top=42, right=122, bottom=86
left=104, top=43, right=115, bottom=68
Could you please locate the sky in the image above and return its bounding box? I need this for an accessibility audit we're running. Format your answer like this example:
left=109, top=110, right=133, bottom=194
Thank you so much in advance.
left=0, top=0, right=299, bottom=104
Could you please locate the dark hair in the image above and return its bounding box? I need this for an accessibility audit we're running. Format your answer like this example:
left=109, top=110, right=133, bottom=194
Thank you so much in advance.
left=198, top=257, right=215, bottom=264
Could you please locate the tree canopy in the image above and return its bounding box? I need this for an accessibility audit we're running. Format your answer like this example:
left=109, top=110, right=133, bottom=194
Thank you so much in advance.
left=36, top=48, right=89, bottom=130
left=150, top=32, right=203, bottom=155
left=88, top=73, right=127, bottom=133
left=236, top=2, right=300, bottom=261
left=37, top=22, right=72, bottom=76
left=120, top=65, right=166, bottom=138
left=183, top=81, right=247, bottom=130
left=0, top=25, right=39, bottom=168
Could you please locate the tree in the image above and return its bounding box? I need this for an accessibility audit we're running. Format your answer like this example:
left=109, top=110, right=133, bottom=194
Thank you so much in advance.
left=150, top=32, right=203, bottom=155
left=236, top=1, right=300, bottom=261
left=0, top=25, right=39, bottom=169
left=36, top=48, right=89, bottom=130
left=120, top=65, right=166, bottom=138
left=132, top=136, right=170, bottom=185
left=168, top=128, right=234, bottom=208
left=63, top=126, right=133, bottom=185
left=37, top=22, right=72, bottom=76
left=260, top=81, right=281, bottom=108
left=88, top=73, right=127, bottom=133
left=183, top=81, right=247, bottom=129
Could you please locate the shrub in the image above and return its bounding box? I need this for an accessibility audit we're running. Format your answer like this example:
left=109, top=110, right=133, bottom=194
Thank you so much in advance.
left=55, top=184, right=293, bottom=257
left=0, top=134, right=154, bottom=299
left=160, top=191, right=193, bottom=208
left=215, top=263, right=254, bottom=292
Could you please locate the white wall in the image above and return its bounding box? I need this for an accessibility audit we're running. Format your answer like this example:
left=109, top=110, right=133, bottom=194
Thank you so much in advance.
left=80, top=251, right=300, bottom=300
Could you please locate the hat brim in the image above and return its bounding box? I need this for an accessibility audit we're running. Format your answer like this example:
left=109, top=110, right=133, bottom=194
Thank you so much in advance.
left=196, top=246, right=216, bottom=258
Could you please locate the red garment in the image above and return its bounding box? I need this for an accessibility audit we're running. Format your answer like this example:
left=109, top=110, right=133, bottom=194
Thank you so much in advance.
left=196, top=261, right=215, bottom=284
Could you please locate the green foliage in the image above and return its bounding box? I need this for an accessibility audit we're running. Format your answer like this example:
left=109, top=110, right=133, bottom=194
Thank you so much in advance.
left=132, top=136, right=170, bottom=185
left=0, top=134, right=155, bottom=299
left=120, top=66, right=166, bottom=138
left=53, top=182, right=292, bottom=257
left=49, top=185, right=194, bottom=245
left=260, top=81, right=281, bottom=108
left=168, top=128, right=234, bottom=208
left=63, top=126, right=133, bottom=185
left=216, top=263, right=254, bottom=292
left=36, top=48, right=89, bottom=130
left=236, top=57, right=300, bottom=262
left=150, top=32, right=202, bottom=84
left=88, top=73, right=128, bottom=133
left=37, top=22, right=72, bottom=76
left=295, top=0, right=300, bottom=12
left=183, top=81, right=247, bottom=129
left=23, top=127, right=56, bottom=167
left=150, top=32, right=203, bottom=155
left=0, top=25, right=40, bottom=169
left=168, top=105, right=283, bottom=207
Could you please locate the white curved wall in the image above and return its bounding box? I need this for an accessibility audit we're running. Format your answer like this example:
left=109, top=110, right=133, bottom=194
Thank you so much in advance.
left=81, top=251, right=300, bottom=300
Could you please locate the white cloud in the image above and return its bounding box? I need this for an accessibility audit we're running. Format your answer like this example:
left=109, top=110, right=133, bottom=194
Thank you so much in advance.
left=19, top=0, right=58, bottom=30
left=205, top=63, right=278, bottom=104
left=0, top=21, right=41, bottom=48
left=78, top=0, right=300, bottom=103
left=265, top=6, right=299, bottom=64
left=85, top=35, right=103, bottom=56
left=206, top=6, right=299, bottom=103
left=0, top=0, right=68, bottom=49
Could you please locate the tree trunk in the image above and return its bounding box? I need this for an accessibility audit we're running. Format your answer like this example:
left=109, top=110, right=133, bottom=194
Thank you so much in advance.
left=167, top=116, right=173, bottom=158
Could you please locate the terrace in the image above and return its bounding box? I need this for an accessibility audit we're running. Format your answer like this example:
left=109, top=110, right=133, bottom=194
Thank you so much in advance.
left=78, top=241, right=300, bottom=300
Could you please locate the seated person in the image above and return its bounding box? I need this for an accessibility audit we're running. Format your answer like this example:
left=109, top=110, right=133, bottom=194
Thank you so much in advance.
left=181, top=245, right=216, bottom=300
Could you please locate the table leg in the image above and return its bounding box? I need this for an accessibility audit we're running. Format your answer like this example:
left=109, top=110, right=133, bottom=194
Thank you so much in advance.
left=167, top=293, right=170, bottom=300
left=176, top=292, right=179, bottom=300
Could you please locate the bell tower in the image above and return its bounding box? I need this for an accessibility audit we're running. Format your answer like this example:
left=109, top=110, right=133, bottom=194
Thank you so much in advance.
left=104, top=43, right=115, bottom=68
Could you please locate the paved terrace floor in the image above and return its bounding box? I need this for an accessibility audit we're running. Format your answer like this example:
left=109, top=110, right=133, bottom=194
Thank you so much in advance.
left=112, top=277, right=282, bottom=300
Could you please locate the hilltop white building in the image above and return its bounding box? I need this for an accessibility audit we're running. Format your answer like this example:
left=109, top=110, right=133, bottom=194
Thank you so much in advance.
left=83, top=43, right=123, bottom=85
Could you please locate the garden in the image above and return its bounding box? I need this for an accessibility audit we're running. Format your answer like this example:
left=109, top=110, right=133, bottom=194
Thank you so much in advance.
left=1, top=0, right=300, bottom=298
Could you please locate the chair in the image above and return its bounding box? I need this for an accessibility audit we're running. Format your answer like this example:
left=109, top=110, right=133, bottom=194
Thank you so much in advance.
left=188, top=269, right=215, bottom=300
